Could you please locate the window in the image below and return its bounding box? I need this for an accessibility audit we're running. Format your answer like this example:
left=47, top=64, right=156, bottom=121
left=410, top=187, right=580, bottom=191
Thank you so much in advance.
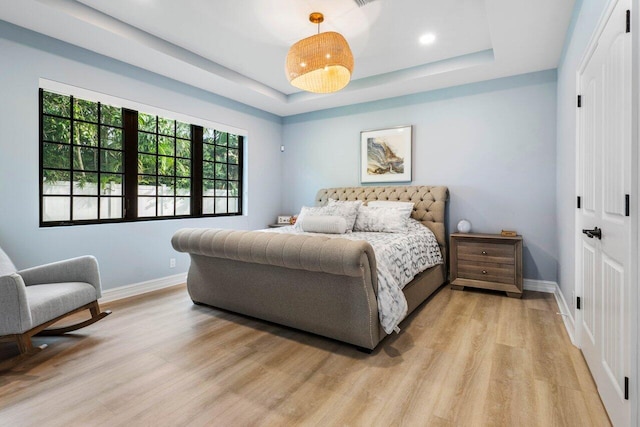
left=40, top=89, right=243, bottom=226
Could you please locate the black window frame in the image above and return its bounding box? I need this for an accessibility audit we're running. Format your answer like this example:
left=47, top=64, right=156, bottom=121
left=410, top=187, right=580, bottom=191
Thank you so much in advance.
left=39, top=89, right=244, bottom=227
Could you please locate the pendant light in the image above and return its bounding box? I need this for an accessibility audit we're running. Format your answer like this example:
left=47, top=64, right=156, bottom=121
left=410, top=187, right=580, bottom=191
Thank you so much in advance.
left=285, top=12, right=354, bottom=94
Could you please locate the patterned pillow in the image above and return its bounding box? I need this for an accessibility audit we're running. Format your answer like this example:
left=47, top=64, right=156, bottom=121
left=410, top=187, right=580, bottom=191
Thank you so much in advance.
left=367, top=200, right=414, bottom=219
left=327, top=199, right=363, bottom=231
left=354, top=206, right=409, bottom=233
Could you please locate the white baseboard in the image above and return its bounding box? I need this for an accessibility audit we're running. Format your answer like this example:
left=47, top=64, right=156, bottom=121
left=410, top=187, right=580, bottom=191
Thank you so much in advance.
left=523, top=279, right=576, bottom=346
left=99, top=272, right=187, bottom=304
left=553, top=285, right=576, bottom=345
left=523, top=279, right=557, bottom=293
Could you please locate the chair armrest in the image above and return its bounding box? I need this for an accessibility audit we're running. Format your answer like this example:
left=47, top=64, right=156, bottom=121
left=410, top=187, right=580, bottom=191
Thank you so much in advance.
left=17, top=256, right=102, bottom=298
left=0, top=274, right=32, bottom=335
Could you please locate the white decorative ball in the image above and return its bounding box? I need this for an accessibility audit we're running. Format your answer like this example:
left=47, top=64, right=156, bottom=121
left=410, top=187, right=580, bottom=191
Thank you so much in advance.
left=457, top=219, right=472, bottom=233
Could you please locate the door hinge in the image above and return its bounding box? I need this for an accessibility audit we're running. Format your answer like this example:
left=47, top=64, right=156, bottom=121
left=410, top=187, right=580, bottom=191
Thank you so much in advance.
left=577, top=296, right=581, bottom=310
left=625, top=194, right=630, bottom=216
left=626, top=10, right=631, bottom=33
left=625, top=376, right=629, bottom=400
left=577, top=196, right=581, bottom=209
left=577, top=95, right=582, bottom=108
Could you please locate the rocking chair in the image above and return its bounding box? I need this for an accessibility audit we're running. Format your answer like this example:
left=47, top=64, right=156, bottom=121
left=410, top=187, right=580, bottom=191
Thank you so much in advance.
left=0, top=246, right=111, bottom=355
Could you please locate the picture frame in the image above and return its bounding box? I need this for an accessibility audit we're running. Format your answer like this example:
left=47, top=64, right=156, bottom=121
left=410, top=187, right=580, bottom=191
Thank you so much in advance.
left=360, top=125, right=412, bottom=183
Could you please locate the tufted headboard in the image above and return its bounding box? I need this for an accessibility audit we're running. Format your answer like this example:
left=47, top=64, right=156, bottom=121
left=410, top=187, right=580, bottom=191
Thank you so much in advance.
left=315, top=186, right=449, bottom=248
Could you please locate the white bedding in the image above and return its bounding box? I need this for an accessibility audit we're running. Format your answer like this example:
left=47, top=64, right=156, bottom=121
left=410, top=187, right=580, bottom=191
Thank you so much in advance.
left=262, top=218, right=443, bottom=334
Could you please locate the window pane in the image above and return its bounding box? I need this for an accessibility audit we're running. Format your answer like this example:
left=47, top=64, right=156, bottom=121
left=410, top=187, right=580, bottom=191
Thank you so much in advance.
left=176, top=159, right=191, bottom=177
left=74, top=122, right=98, bottom=146
left=138, top=113, right=156, bottom=132
left=73, top=172, right=99, bottom=195
left=43, top=116, right=70, bottom=143
left=214, top=180, right=227, bottom=196
left=228, top=148, right=239, bottom=164
left=176, top=122, right=191, bottom=139
left=215, top=198, right=227, bottom=214
left=138, top=197, right=156, bottom=217
left=159, top=177, right=175, bottom=195
left=101, top=150, right=123, bottom=173
left=158, top=117, right=175, bottom=136
left=43, top=196, right=70, bottom=221
left=43, top=92, right=70, bottom=117
left=74, top=147, right=98, bottom=171
left=159, top=157, right=174, bottom=176
left=216, top=132, right=228, bottom=146
left=177, top=178, right=190, bottom=196
left=203, top=161, right=214, bottom=179
left=158, top=197, right=174, bottom=216
left=215, top=146, right=227, bottom=163
left=228, top=134, right=239, bottom=148
left=228, top=197, right=239, bottom=213
left=138, top=132, right=156, bottom=154
left=43, top=171, right=71, bottom=195
left=176, top=197, right=190, bottom=215
left=74, top=99, right=98, bottom=123
left=43, top=143, right=70, bottom=169
left=100, top=197, right=122, bottom=219
left=100, top=126, right=122, bottom=150
left=203, top=197, right=214, bottom=214
left=138, top=176, right=156, bottom=195
left=100, top=174, right=123, bottom=196
left=203, top=179, right=215, bottom=196
left=176, top=139, right=191, bottom=158
left=203, top=128, right=215, bottom=144
left=73, top=197, right=98, bottom=220
left=215, top=163, right=227, bottom=180
left=158, top=136, right=175, bottom=156
left=101, top=105, right=122, bottom=127
left=228, top=165, right=239, bottom=181
left=203, top=143, right=215, bottom=162
left=228, top=181, right=239, bottom=197
left=138, top=154, right=157, bottom=175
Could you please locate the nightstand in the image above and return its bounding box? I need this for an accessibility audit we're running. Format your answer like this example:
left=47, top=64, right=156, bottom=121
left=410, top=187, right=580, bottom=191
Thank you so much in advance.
left=268, top=223, right=290, bottom=228
left=450, top=233, right=523, bottom=298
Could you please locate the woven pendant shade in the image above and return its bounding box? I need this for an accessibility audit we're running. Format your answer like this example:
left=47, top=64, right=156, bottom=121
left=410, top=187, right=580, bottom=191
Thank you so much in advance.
left=286, top=28, right=354, bottom=93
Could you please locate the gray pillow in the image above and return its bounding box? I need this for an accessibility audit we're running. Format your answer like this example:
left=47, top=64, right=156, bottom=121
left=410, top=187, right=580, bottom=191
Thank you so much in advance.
left=300, top=215, right=348, bottom=234
left=326, top=199, right=363, bottom=231
left=354, top=206, right=409, bottom=233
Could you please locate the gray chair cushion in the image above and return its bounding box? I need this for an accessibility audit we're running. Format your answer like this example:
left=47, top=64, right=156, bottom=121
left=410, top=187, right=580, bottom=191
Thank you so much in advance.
left=25, top=282, right=97, bottom=330
left=0, top=246, right=17, bottom=276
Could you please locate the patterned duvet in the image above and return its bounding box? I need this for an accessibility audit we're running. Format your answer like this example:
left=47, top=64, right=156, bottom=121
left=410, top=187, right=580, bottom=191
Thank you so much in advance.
left=262, top=219, right=443, bottom=334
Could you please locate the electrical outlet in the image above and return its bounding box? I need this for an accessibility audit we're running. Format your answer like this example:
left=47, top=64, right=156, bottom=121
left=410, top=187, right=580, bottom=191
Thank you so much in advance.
left=169, top=258, right=176, bottom=268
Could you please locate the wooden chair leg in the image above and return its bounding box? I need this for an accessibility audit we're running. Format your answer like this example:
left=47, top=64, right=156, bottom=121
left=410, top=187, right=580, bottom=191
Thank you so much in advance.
left=15, top=334, right=33, bottom=355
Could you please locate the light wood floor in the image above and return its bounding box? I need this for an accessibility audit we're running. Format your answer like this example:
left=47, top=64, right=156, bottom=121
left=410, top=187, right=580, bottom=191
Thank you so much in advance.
left=0, top=284, right=610, bottom=426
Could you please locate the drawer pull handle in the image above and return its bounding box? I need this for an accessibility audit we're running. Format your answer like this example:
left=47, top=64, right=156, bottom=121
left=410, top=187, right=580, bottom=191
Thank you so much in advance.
left=481, top=251, right=487, bottom=255
left=482, top=270, right=487, bottom=274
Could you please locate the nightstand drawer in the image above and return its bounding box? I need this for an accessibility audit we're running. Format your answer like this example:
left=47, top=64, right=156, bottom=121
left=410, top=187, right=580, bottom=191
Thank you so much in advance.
left=457, top=241, right=515, bottom=264
left=457, top=260, right=515, bottom=284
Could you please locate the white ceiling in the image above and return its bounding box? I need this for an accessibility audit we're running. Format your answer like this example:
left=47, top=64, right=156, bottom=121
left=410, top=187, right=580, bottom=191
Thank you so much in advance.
left=0, top=0, right=575, bottom=116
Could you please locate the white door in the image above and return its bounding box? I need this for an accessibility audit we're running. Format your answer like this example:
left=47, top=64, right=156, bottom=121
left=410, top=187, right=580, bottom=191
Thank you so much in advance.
left=577, top=1, right=631, bottom=425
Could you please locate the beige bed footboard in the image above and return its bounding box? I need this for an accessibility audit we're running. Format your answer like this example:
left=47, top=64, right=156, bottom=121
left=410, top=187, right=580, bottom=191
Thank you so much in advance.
left=172, top=228, right=382, bottom=349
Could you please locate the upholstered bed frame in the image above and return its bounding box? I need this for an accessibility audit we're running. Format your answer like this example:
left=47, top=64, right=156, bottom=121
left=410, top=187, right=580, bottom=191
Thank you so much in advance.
left=172, top=185, right=449, bottom=351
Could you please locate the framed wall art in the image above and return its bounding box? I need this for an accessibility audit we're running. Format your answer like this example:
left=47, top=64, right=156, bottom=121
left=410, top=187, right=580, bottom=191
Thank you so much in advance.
left=360, top=125, right=412, bottom=183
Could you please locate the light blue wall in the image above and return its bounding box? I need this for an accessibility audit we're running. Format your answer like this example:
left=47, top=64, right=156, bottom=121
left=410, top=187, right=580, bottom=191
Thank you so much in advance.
left=282, top=70, right=559, bottom=282
left=0, top=21, right=283, bottom=290
left=556, top=0, right=609, bottom=308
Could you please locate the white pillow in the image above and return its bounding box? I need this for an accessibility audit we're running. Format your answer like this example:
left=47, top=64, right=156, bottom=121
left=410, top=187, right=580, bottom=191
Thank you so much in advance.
left=326, top=199, right=363, bottom=231
left=294, top=206, right=333, bottom=230
left=354, top=206, right=409, bottom=233
left=300, top=215, right=348, bottom=234
left=367, top=200, right=414, bottom=218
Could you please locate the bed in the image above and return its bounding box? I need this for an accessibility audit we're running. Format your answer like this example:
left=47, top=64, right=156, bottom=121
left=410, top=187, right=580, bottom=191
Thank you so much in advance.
left=171, top=185, right=449, bottom=351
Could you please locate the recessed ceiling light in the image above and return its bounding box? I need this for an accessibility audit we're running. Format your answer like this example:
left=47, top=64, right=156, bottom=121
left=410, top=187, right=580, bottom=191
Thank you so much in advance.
left=419, top=33, right=436, bottom=45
